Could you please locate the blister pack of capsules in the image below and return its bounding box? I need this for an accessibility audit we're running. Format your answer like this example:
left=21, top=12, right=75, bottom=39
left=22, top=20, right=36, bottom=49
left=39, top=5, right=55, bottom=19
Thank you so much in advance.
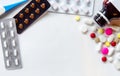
left=14, top=0, right=50, bottom=34
left=48, top=0, right=95, bottom=16
left=0, top=18, right=22, bottom=70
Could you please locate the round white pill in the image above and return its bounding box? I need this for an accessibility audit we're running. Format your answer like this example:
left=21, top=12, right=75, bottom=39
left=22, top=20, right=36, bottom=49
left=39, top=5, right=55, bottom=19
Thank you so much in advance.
left=85, top=19, right=94, bottom=26
left=107, top=34, right=115, bottom=42
left=107, top=57, right=113, bottom=63
left=80, top=25, right=88, bottom=34
left=90, top=26, right=97, bottom=32
left=61, top=5, right=69, bottom=12
left=99, top=35, right=107, bottom=43
left=71, top=6, right=79, bottom=13
left=51, top=3, right=59, bottom=11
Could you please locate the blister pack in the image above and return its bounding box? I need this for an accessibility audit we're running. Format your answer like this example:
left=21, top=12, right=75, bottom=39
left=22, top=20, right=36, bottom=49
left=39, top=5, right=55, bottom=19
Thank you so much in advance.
left=0, top=18, right=22, bottom=70
left=48, top=0, right=95, bottom=16
left=14, top=0, right=51, bottom=34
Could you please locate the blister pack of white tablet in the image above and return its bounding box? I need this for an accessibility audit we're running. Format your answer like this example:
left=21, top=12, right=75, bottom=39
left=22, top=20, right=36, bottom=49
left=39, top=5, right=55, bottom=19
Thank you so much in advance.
left=0, top=18, right=22, bottom=70
left=48, top=0, right=95, bottom=16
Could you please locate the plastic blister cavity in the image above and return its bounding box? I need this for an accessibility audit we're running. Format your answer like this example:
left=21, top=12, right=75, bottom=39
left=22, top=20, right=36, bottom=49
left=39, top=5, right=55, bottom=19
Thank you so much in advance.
left=48, top=0, right=95, bottom=16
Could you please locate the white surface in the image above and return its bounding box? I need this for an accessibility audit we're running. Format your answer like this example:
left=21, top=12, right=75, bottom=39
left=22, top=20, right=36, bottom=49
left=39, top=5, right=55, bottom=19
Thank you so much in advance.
left=0, top=0, right=120, bottom=76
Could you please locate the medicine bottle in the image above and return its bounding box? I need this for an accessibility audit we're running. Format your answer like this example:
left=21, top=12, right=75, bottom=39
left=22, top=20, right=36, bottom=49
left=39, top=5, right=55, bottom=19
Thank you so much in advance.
left=94, top=0, right=120, bottom=27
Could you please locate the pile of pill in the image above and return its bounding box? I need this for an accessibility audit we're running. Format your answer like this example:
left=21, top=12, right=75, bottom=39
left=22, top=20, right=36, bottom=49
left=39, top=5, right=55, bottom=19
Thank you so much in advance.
left=80, top=18, right=120, bottom=70
left=0, top=19, right=22, bottom=70
left=48, top=0, right=95, bottom=16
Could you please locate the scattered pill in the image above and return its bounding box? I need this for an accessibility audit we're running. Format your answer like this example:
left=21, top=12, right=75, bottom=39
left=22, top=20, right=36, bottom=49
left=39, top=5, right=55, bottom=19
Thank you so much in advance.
left=114, top=37, right=119, bottom=44
left=99, top=35, right=107, bottom=43
left=105, top=28, right=113, bottom=36
left=115, top=43, right=120, bottom=52
left=107, top=57, right=113, bottom=63
left=94, top=37, right=100, bottom=43
left=98, top=28, right=104, bottom=34
left=80, top=25, right=88, bottom=34
left=101, top=56, right=107, bottom=62
left=111, top=41, right=116, bottom=47
left=85, top=18, right=94, bottom=26
left=108, top=47, right=114, bottom=56
left=90, top=26, right=97, bottom=32
left=105, top=41, right=110, bottom=47
left=95, top=43, right=102, bottom=52
left=107, top=34, right=114, bottom=42
left=90, top=33, right=96, bottom=38
left=75, top=16, right=80, bottom=21
left=101, top=47, right=109, bottom=55
left=117, top=33, right=120, bottom=39
left=113, top=60, right=120, bottom=70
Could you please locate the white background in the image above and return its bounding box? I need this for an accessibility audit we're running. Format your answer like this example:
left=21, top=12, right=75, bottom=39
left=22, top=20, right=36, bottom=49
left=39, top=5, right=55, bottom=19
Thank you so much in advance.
left=0, top=0, right=120, bottom=76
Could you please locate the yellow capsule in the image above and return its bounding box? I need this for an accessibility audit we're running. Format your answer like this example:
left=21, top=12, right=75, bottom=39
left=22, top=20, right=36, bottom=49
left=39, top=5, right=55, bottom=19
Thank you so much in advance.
left=105, top=41, right=110, bottom=47
left=75, top=16, right=80, bottom=21
left=98, top=28, right=104, bottom=34
left=117, top=33, right=120, bottom=39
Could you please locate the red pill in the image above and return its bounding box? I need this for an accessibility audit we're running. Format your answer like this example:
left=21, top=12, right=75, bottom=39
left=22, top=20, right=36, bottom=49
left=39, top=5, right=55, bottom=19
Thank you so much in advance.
left=103, top=0, right=109, bottom=5
left=111, top=41, right=116, bottom=47
left=101, top=56, right=107, bottom=62
left=90, top=33, right=96, bottom=38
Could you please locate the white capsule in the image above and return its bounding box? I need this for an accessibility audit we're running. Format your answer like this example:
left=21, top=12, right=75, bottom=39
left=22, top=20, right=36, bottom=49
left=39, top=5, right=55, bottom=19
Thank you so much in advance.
left=9, top=21, right=13, bottom=28
left=1, top=32, right=6, bottom=38
left=12, top=40, right=16, bottom=47
left=107, top=34, right=115, bottom=42
left=0, top=22, right=5, bottom=29
left=6, top=59, right=10, bottom=67
left=95, top=43, right=102, bottom=52
left=14, top=49, right=18, bottom=56
left=115, top=43, right=120, bottom=52
left=113, top=60, right=120, bottom=70
left=3, top=41, right=7, bottom=48
left=10, top=30, right=15, bottom=37
left=108, top=47, right=115, bottom=56
left=5, top=50, right=9, bottom=57
left=107, top=57, right=113, bottom=63
left=14, top=58, right=19, bottom=65
left=99, top=35, right=107, bottom=43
